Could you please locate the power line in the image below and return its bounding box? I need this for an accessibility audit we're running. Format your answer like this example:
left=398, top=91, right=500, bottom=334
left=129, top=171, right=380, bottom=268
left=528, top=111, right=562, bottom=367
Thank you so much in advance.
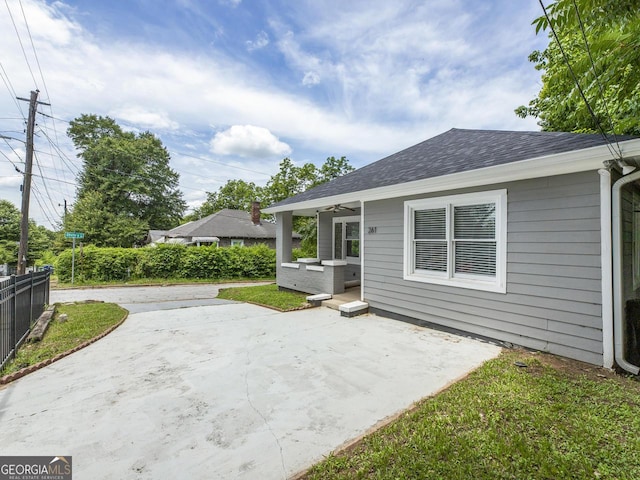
left=4, top=0, right=39, bottom=89
left=34, top=150, right=61, bottom=218
left=537, top=0, right=621, bottom=160
left=2, top=137, right=24, bottom=162
left=0, top=149, right=23, bottom=172
left=0, top=62, right=26, bottom=118
left=38, top=111, right=70, bottom=123
left=31, top=182, right=60, bottom=228
left=171, top=150, right=273, bottom=177
left=18, top=0, right=50, bottom=100
left=570, top=0, right=623, bottom=158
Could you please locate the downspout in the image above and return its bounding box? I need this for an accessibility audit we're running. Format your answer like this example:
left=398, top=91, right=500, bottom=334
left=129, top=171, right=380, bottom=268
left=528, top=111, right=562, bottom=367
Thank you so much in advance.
left=599, top=169, right=614, bottom=369
left=612, top=169, right=640, bottom=375
left=360, top=200, right=365, bottom=302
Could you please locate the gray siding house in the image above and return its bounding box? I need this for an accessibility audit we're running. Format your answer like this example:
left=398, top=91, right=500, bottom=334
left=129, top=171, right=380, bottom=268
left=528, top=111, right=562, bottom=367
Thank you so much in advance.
left=150, top=204, right=301, bottom=248
left=263, top=129, right=640, bottom=372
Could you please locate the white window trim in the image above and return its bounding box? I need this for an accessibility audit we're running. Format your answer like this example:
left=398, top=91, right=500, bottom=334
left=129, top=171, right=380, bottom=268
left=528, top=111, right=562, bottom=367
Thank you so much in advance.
left=230, top=239, right=245, bottom=247
left=332, top=215, right=361, bottom=265
left=404, top=189, right=507, bottom=293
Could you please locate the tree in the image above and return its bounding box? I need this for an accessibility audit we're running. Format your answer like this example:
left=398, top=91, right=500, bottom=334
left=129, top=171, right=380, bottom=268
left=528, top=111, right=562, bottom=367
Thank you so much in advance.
left=63, top=191, right=149, bottom=248
left=516, top=0, right=640, bottom=135
left=0, top=199, right=53, bottom=265
left=262, top=156, right=354, bottom=207
left=314, top=156, right=355, bottom=187
left=262, top=156, right=356, bottom=255
left=67, top=114, right=186, bottom=246
left=262, top=157, right=317, bottom=206
left=187, top=179, right=262, bottom=221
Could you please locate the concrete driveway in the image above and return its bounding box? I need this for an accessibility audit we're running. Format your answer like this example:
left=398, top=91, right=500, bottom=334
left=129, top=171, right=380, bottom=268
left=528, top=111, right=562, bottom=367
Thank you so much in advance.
left=50, top=283, right=264, bottom=313
left=1, top=296, right=501, bottom=479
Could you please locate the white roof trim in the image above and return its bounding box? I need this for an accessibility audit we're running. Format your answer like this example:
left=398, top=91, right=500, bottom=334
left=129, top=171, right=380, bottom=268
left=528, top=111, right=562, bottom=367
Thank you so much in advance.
left=192, top=236, right=220, bottom=242
left=263, top=138, right=640, bottom=214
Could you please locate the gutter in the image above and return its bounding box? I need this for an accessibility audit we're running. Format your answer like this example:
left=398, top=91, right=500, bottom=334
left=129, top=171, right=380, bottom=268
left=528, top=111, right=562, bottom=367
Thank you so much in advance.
left=599, top=169, right=614, bottom=368
left=612, top=169, right=640, bottom=375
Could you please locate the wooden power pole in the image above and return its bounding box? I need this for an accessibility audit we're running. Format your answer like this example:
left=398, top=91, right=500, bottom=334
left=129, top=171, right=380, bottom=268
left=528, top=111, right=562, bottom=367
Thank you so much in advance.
left=16, top=90, right=40, bottom=275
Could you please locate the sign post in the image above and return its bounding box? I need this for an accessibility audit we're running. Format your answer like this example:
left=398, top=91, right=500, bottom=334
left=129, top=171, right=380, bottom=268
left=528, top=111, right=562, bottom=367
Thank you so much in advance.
left=65, top=232, right=84, bottom=284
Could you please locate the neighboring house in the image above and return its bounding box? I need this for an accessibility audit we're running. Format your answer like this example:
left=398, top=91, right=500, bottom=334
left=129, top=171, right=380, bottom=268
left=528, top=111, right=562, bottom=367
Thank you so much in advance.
left=150, top=203, right=301, bottom=248
left=263, top=128, right=640, bottom=372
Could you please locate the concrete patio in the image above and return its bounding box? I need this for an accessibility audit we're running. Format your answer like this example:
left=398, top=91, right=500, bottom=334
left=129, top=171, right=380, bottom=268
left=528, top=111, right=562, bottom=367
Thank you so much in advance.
left=0, top=301, right=501, bottom=479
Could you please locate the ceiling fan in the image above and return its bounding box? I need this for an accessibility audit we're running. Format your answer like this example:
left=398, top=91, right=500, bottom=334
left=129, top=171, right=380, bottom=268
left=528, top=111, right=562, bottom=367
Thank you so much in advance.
left=324, top=204, right=356, bottom=212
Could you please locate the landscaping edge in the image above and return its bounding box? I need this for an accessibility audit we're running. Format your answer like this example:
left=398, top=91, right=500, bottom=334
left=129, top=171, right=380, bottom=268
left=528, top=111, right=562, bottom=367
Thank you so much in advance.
left=0, top=308, right=129, bottom=386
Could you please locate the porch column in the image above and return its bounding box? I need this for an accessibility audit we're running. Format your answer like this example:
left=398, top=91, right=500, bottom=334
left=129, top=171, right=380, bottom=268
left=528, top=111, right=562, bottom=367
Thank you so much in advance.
left=317, top=211, right=333, bottom=260
left=276, top=211, right=293, bottom=264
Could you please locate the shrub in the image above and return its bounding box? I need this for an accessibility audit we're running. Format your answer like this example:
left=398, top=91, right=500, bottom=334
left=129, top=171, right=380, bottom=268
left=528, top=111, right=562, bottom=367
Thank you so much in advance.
left=55, top=243, right=276, bottom=282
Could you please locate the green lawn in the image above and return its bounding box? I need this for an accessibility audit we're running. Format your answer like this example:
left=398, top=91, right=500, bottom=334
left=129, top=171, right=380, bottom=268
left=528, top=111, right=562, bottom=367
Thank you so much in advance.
left=304, top=350, right=640, bottom=480
left=1, top=302, right=127, bottom=377
left=217, top=283, right=310, bottom=311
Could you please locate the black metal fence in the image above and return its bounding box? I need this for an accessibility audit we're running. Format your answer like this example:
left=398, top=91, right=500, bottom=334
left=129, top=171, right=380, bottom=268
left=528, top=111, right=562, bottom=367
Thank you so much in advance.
left=0, top=271, right=50, bottom=370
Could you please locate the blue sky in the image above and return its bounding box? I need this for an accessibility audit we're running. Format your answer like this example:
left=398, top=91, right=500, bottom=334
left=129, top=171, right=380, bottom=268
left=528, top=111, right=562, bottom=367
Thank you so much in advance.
left=0, top=0, right=548, bottom=229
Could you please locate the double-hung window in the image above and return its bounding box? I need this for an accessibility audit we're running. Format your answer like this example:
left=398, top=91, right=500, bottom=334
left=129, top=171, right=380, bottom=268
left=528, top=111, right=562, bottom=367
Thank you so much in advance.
left=333, top=216, right=360, bottom=264
left=404, top=190, right=507, bottom=293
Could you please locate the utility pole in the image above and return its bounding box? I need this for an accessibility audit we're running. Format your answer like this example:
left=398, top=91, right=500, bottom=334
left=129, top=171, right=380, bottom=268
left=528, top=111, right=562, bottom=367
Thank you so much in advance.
left=16, top=90, right=49, bottom=275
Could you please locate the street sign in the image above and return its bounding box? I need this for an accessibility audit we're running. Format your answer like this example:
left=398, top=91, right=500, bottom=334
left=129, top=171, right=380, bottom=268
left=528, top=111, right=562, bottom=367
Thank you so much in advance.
left=65, top=232, right=85, bottom=239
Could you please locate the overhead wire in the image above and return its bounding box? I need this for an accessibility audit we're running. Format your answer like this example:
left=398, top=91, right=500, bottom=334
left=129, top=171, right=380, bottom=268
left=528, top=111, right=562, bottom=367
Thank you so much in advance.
left=34, top=150, right=62, bottom=218
left=172, top=150, right=273, bottom=177
left=0, top=62, right=26, bottom=118
left=0, top=148, right=23, bottom=172
left=31, top=182, right=60, bottom=228
left=537, top=0, right=621, bottom=160
left=4, top=0, right=39, bottom=89
left=570, top=0, right=623, bottom=158
left=2, top=137, right=25, bottom=163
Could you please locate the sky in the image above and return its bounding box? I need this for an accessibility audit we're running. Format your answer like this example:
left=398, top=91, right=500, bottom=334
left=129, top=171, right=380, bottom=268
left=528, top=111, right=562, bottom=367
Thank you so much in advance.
left=0, top=0, right=549, bottom=229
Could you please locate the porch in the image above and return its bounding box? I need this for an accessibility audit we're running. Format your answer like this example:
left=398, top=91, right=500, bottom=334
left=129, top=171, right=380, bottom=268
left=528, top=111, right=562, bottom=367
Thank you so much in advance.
left=274, top=206, right=362, bottom=296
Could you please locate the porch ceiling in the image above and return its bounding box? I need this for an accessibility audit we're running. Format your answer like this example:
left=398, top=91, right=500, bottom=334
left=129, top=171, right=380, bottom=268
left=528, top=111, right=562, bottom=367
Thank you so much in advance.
left=289, top=200, right=361, bottom=217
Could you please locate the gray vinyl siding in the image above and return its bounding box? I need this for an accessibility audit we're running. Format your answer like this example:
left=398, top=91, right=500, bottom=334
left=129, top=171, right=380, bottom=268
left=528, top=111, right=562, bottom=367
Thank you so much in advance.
left=363, top=171, right=604, bottom=365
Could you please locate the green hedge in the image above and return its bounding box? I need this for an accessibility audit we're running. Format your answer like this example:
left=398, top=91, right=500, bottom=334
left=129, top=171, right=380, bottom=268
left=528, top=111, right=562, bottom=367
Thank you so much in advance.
left=56, top=243, right=276, bottom=282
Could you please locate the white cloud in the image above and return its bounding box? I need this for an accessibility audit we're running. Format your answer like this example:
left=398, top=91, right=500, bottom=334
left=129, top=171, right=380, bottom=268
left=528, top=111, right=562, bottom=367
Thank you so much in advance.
left=302, top=71, right=320, bottom=86
left=246, top=31, right=269, bottom=52
left=111, top=107, right=180, bottom=131
left=210, top=125, right=292, bottom=158
left=0, top=0, right=546, bottom=225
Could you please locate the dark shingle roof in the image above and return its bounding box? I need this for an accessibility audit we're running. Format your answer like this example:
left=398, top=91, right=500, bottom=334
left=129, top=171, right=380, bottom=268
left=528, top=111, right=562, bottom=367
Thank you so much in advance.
left=272, top=128, right=635, bottom=208
left=167, top=209, right=300, bottom=239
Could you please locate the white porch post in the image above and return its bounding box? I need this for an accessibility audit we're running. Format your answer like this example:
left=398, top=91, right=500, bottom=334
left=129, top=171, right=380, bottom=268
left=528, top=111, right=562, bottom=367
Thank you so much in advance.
left=276, top=211, right=293, bottom=265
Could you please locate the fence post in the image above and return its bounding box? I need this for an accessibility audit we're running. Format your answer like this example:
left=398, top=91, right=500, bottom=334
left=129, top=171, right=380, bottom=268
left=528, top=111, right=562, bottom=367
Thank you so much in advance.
left=30, top=272, right=34, bottom=325
left=11, top=275, right=17, bottom=363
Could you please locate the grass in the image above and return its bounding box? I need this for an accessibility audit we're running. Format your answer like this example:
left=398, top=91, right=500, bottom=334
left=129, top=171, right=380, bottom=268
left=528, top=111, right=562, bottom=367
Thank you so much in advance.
left=1, top=302, right=127, bottom=377
left=217, top=283, right=310, bottom=311
left=52, top=276, right=274, bottom=289
left=304, top=350, right=640, bottom=480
